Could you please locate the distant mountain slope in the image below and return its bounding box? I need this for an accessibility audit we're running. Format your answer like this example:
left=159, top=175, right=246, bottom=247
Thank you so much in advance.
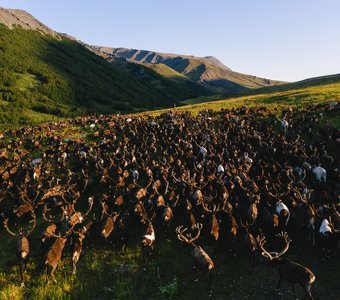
left=93, top=47, right=286, bottom=93
left=0, top=8, right=209, bottom=129
left=85, top=44, right=209, bottom=89
left=254, top=73, right=340, bottom=94
left=182, top=73, right=340, bottom=105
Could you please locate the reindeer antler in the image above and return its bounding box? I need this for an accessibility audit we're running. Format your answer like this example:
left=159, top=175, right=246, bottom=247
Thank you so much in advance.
left=112, top=211, right=120, bottom=221
left=265, top=182, right=278, bottom=200
left=257, top=231, right=292, bottom=261
left=176, top=225, right=190, bottom=243
left=273, top=231, right=292, bottom=257
left=171, top=171, right=181, bottom=183
left=25, top=212, right=37, bottom=236
left=43, top=205, right=64, bottom=223
left=201, top=200, right=212, bottom=213
left=41, top=186, right=64, bottom=200
left=176, top=223, right=203, bottom=246
left=222, top=201, right=233, bottom=214
left=21, top=187, right=42, bottom=204
left=3, top=218, right=17, bottom=236
left=240, top=219, right=249, bottom=229
left=49, top=220, right=78, bottom=239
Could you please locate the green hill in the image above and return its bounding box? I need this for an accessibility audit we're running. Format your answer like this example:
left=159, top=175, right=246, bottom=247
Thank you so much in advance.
left=107, top=59, right=209, bottom=105
left=254, top=73, right=340, bottom=94
left=0, top=24, right=208, bottom=130
left=141, top=76, right=340, bottom=129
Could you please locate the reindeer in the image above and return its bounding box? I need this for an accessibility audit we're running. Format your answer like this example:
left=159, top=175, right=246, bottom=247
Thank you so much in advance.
left=201, top=202, right=221, bottom=241
left=176, top=223, right=214, bottom=297
left=265, top=182, right=290, bottom=232
left=293, top=188, right=318, bottom=246
left=162, top=205, right=174, bottom=226
left=100, top=206, right=120, bottom=252
left=183, top=198, right=198, bottom=230
left=312, top=165, right=327, bottom=182
left=141, top=214, right=156, bottom=263
left=67, top=196, right=94, bottom=228
left=257, top=232, right=316, bottom=299
left=114, top=209, right=131, bottom=252
left=318, top=216, right=339, bottom=258
left=44, top=224, right=76, bottom=283
left=41, top=223, right=58, bottom=255
left=240, top=219, right=257, bottom=272
left=275, top=200, right=290, bottom=231
left=13, top=188, right=41, bottom=218
left=246, top=194, right=260, bottom=225
left=221, top=203, right=239, bottom=243
left=134, top=200, right=149, bottom=224
left=3, top=213, right=37, bottom=286
left=155, top=193, right=178, bottom=227
left=72, top=229, right=86, bottom=275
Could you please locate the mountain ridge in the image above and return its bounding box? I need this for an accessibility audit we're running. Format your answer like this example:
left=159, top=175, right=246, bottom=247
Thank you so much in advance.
left=0, top=7, right=285, bottom=94
left=93, top=46, right=286, bottom=93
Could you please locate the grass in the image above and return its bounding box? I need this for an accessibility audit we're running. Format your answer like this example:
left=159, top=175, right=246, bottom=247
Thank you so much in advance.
left=22, top=109, right=64, bottom=125
left=144, top=63, right=189, bottom=80
left=0, top=226, right=339, bottom=299
left=141, top=81, right=340, bottom=129
left=180, top=95, right=226, bottom=105
left=16, top=73, right=41, bottom=92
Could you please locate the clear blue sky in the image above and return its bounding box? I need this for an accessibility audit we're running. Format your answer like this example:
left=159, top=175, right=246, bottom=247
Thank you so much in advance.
left=1, top=0, right=340, bottom=82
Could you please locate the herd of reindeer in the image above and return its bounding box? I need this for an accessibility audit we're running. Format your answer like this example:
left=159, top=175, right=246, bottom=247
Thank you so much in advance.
left=0, top=102, right=339, bottom=299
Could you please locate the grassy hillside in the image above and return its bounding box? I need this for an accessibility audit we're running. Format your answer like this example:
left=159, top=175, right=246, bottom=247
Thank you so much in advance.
left=143, top=62, right=193, bottom=80
left=108, top=60, right=209, bottom=110
left=0, top=25, right=208, bottom=130
left=139, top=80, right=340, bottom=128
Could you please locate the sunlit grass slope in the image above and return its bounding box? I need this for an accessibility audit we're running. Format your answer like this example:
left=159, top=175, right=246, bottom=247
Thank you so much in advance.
left=142, top=81, right=340, bottom=128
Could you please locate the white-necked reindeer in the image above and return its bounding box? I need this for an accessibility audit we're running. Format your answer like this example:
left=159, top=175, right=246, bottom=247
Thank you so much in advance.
left=312, top=166, right=327, bottom=182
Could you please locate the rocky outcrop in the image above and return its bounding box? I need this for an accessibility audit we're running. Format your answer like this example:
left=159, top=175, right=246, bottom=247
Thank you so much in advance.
left=0, top=7, right=59, bottom=38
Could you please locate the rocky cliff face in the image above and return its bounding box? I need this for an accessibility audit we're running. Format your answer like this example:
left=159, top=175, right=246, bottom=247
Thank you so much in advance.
left=0, top=7, right=60, bottom=38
